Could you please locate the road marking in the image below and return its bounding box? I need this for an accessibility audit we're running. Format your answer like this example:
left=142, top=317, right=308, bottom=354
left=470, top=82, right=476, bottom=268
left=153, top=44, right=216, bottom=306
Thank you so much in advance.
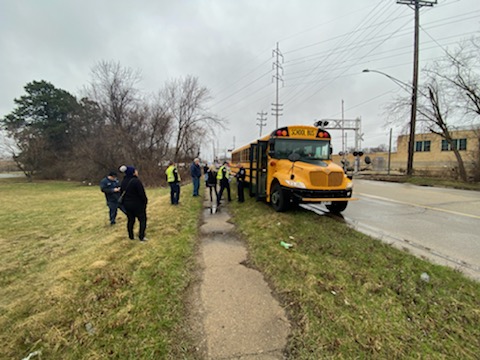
left=356, top=192, right=480, bottom=220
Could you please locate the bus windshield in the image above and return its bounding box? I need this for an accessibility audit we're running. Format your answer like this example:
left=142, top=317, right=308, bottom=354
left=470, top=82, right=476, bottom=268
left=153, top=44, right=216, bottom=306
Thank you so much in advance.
left=273, top=138, right=331, bottom=161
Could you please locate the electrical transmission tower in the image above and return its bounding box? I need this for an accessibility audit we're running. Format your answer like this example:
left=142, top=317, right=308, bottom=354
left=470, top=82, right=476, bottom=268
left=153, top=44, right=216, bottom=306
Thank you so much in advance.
left=397, top=0, right=437, bottom=175
left=256, top=111, right=267, bottom=137
left=272, top=42, right=284, bottom=129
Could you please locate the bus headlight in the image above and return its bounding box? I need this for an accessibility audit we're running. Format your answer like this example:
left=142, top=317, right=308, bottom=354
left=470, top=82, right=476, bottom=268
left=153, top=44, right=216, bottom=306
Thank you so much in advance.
left=285, top=180, right=307, bottom=189
left=346, top=182, right=353, bottom=190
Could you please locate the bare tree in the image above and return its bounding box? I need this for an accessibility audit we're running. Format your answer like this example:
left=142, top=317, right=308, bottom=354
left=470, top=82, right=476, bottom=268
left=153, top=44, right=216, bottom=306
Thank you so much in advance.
left=384, top=36, right=480, bottom=181
left=426, top=36, right=480, bottom=181
left=74, top=61, right=174, bottom=184
left=88, top=60, right=141, bottom=127
left=417, top=79, right=468, bottom=181
left=160, top=75, right=224, bottom=162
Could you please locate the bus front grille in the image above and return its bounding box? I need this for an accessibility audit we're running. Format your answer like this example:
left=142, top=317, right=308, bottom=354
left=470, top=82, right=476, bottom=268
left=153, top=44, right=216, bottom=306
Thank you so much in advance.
left=310, top=171, right=344, bottom=187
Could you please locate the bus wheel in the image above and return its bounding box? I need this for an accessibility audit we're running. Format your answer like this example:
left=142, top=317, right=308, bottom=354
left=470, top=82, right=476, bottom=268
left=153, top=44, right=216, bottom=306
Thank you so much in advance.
left=326, top=201, right=348, bottom=213
left=271, top=183, right=288, bottom=212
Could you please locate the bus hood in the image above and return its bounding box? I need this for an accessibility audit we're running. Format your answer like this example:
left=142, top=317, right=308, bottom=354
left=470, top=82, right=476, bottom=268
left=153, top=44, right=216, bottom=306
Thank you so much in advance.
left=277, top=159, right=349, bottom=189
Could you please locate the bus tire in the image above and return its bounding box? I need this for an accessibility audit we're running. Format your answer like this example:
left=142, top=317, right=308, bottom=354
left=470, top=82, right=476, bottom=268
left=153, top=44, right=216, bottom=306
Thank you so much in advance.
left=326, top=201, right=348, bottom=213
left=271, top=183, right=288, bottom=212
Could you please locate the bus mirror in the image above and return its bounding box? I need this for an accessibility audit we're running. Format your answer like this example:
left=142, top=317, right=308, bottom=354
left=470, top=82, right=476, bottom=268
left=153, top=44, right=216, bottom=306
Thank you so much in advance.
left=288, top=153, right=301, bottom=162
left=268, top=140, right=275, bottom=157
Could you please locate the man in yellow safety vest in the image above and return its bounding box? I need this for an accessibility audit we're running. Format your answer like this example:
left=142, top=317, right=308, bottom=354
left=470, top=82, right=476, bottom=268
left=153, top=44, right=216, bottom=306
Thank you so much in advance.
left=165, top=161, right=181, bottom=205
left=216, top=161, right=231, bottom=206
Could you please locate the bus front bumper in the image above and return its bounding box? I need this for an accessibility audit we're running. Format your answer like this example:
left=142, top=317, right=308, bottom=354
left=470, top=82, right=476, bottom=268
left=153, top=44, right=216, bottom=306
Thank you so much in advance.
left=285, top=187, right=358, bottom=203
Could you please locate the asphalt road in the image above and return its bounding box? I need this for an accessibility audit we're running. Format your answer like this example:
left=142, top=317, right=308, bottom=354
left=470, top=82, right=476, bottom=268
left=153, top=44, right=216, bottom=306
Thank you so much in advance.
left=303, top=179, right=480, bottom=281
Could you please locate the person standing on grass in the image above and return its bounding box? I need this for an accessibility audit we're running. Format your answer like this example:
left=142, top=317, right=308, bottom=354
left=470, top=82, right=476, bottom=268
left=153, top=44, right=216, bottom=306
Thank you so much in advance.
left=121, top=166, right=148, bottom=242
left=100, top=171, right=125, bottom=225
left=190, top=158, right=201, bottom=196
left=206, top=165, right=218, bottom=202
left=217, top=161, right=231, bottom=206
left=235, top=163, right=246, bottom=203
left=166, top=161, right=181, bottom=205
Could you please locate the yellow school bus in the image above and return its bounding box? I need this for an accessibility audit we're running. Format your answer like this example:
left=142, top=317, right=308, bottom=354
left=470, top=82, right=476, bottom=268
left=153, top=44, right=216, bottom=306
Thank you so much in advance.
left=231, top=124, right=356, bottom=212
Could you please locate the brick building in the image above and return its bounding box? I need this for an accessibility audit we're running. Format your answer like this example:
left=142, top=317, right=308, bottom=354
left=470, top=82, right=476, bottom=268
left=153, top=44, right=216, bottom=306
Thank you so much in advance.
left=332, top=128, right=480, bottom=179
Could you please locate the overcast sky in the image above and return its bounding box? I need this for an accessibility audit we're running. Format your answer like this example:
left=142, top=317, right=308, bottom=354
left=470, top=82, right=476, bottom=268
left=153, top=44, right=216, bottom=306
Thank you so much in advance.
left=1, top=0, right=479, bottom=159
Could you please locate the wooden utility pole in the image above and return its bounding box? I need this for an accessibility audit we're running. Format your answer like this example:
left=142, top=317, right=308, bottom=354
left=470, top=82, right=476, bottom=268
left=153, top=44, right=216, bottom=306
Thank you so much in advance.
left=397, top=0, right=437, bottom=175
left=256, top=111, right=267, bottom=137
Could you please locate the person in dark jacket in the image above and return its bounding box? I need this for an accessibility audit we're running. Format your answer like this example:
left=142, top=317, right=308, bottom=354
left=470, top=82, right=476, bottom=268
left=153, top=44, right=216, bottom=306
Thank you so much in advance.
left=100, top=171, right=124, bottom=225
left=205, top=165, right=218, bottom=202
left=235, top=164, right=246, bottom=203
left=190, top=158, right=202, bottom=196
left=120, top=166, right=148, bottom=242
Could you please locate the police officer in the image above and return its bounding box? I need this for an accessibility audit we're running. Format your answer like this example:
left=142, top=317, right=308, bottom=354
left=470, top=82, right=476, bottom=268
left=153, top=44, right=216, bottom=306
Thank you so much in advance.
left=165, top=161, right=181, bottom=205
left=235, top=163, right=246, bottom=203
left=217, top=161, right=231, bottom=206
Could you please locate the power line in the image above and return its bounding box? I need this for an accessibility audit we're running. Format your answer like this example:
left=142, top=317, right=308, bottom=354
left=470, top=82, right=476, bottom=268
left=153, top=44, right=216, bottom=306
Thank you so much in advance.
left=209, top=0, right=476, bottom=134
left=282, top=1, right=402, bottom=106
left=272, top=42, right=284, bottom=128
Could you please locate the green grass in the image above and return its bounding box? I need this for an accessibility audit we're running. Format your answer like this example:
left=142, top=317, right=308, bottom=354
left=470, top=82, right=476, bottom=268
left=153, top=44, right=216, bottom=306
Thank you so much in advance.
left=229, top=196, right=480, bottom=359
left=0, top=178, right=202, bottom=359
left=3, top=178, right=480, bottom=359
left=404, top=176, right=480, bottom=190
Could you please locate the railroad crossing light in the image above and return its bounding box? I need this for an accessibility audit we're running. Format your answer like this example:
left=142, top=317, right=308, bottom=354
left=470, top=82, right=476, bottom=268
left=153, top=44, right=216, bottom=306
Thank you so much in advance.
left=314, top=120, right=329, bottom=128
left=353, top=151, right=364, bottom=157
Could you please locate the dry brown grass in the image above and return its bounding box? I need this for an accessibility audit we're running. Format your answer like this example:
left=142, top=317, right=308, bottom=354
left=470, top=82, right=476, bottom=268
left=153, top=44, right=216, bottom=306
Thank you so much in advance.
left=0, top=178, right=202, bottom=359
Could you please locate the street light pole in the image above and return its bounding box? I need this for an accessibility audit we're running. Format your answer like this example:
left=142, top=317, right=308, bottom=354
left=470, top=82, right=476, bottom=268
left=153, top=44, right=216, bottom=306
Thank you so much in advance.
left=362, top=69, right=416, bottom=175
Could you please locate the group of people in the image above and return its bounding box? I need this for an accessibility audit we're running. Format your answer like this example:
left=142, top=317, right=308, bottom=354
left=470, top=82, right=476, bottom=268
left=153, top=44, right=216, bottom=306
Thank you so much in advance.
left=99, top=159, right=246, bottom=242
left=100, top=165, right=148, bottom=242
left=206, top=160, right=246, bottom=206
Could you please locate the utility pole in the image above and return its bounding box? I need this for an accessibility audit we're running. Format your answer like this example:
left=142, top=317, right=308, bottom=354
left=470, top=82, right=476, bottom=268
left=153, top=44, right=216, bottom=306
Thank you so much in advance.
left=272, top=42, right=284, bottom=129
left=341, top=100, right=346, bottom=168
left=397, top=0, right=437, bottom=175
left=256, top=111, right=267, bottom=137
left=388, top=128, right=392, bottom=175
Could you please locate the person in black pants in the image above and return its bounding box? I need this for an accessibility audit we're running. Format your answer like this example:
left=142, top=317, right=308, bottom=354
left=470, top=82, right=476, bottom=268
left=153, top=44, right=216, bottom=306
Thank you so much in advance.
left=120, top=166, right=148, bottom=242
left=206, top=165, right=218, bottom=202
left=235, top=163, right=246, bottom=202
left=217, top=161, right=231, bottom=206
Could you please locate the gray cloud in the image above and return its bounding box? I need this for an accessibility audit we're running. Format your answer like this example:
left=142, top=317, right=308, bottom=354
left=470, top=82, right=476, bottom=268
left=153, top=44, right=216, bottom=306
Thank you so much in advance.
left=1, top=0, right=478, bottom=157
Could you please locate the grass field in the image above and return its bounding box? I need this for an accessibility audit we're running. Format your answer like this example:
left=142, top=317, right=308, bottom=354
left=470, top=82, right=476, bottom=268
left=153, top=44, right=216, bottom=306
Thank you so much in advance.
left=0, top=178, right=202, bottom=359
left=2, top=178, right=480, bottom=359
left=229, top=198, right=480, bottom=359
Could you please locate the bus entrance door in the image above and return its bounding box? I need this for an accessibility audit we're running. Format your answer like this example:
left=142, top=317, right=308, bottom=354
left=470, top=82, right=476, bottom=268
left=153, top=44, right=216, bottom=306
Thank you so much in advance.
left=249, top=141, right=268, bottom=200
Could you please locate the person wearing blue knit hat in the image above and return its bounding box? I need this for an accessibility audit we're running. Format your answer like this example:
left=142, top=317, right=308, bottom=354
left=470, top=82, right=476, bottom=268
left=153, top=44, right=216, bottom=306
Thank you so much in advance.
left=99, top=171, right=124, bottom=225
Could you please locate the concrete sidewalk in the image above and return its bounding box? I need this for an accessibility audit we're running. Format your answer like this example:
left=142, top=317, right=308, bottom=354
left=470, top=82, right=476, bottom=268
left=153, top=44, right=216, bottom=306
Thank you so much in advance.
left=193, top=192, right=290, bottom=359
